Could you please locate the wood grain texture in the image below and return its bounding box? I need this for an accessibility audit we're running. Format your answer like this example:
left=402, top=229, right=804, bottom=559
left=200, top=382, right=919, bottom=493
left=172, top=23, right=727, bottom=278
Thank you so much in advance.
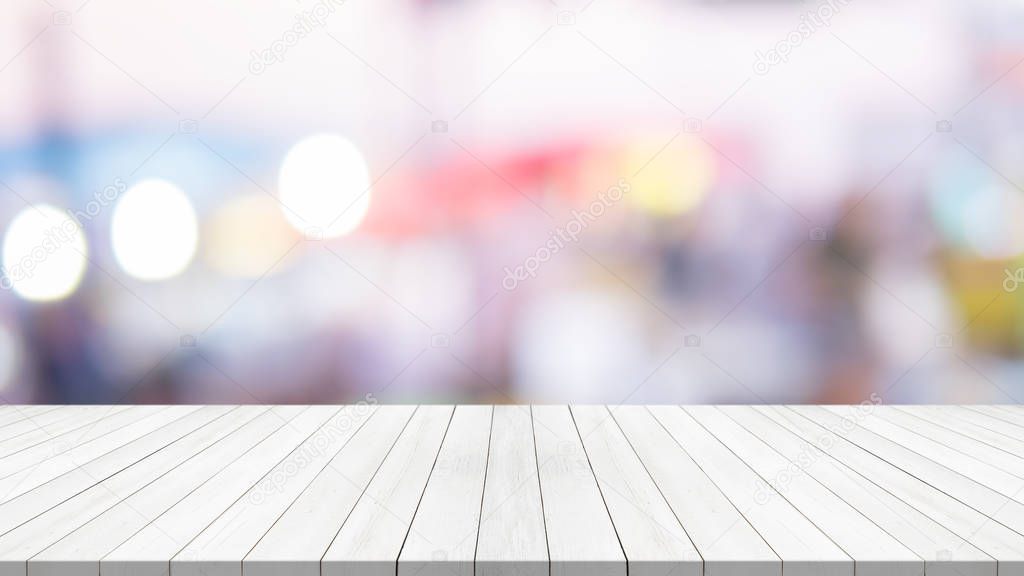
left=649, top=406, right=852, bottom=576
left=475, top=406, right=547, bottom=576
left=722, top=406, right=993, bottom=576
left=0, top=405, right=1019, bottom=576
left=611, top=406, right=779, bottom=576
left=244, top=405, right=411, bottom=576
left=533, top=405, right=624, bottom=576
left=572, top=405, right=700, bottom=576
left=322, top=406, right=454, bottom=576
left=397, top=405, right=492, bottom=576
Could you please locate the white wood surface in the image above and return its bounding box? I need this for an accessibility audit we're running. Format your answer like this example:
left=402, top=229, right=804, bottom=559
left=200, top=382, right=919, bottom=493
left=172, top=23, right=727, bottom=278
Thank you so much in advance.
left=244, top=405, right=410, bottom=576
left=322, top=406, right=453, bottom=576
left=0, top=407, right=61, bottom=431
left=686, top=406, right=922, bottom=576
left=27, top=406, right=285, bottom=576
left=13, top=406, right=248, bottom=576
left=475, top=406, right=547, bottom=576
left=533, top=405, right=624, bottom=576
left=895, top=407, right=1024, bottom=459
left=572, top=406, right=700, bottom=576
left=873, top=407, right=1024, bottom=481
left=721, top=406, right=994, bottom=576
left=100, top=406, right=328, bottom=576
left=0, top=406, right=200, bottom=504
left=610, top=406, right=779, bottom=576
left=774, top=407, right=1024, bottom=576
left=0, top=405, right=1022, bottom=576
left=962, top=407, right=1024, bottom=439
left=0, top=406, right=134, bottom=461
left=171, top=405, right=368, bottom=576
left=801, top=406, right=1024, bottom=537
left=824, top=406, right=1024, bottom=499
left=650, top=406, right=853, bottom=576
left=0, top=406, right=239, bottom=576
left=397, top=405, right=492, bottom=576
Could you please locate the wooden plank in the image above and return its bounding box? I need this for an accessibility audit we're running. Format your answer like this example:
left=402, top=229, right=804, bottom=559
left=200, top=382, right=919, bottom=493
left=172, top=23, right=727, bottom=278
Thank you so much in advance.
left=26, top=406, right=296, bottom=576
left=323, top=406, right=454, bottom=576
left=0, top=407, right=61, bottom=431
left=0, top=406, right=136, bottom=460
left=722, top=406, right=993, bottom=576
left=0, top=404, right=1018, bottom=575
left=169, top=405, right=374, bottom=576
left=0, top=406, right=247, bottom=576
left=100, top=406, right=338, bottom=576
left=533, top=405, right=624, bottom=576
left=572, top=406, right=700, bottom=576
left=395, top=405, right=492, bottom=576
left=899, top=407, right=1024, bottom=457
left=243, top=405, right=414, bottom=576
left=649, top=406, right=852, bottom=576
left=0, top=407, right=162, bottom=476
left=827, top=407, right=1024, bottom=499
left=611, top=406, right=778, bottom=576
left=0, top=407, right=235, bottom=540
left=0, top=407, right=106, bottom=451
left=963, top=407, right=1024, bottom=440
left=475, top=406, right=548, bottom=576
left=771, top=406, right=1024, bottom=575
left=875, top=407, right=1024, bottom=481
left=808, top=406, right=1024, bottom=524
left=0, top=406, right=200, bottom=504
left=688, top=406, right=921, bottom=576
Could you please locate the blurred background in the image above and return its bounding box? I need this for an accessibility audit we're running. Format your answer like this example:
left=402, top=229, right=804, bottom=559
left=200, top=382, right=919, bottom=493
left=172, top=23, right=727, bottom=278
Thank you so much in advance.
left=1, top=0, right=1023, bottom=405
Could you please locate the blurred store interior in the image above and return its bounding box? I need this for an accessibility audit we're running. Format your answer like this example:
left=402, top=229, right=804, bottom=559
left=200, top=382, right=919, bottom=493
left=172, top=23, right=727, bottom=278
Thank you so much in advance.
left=1, top=0, right=1023, bottom=404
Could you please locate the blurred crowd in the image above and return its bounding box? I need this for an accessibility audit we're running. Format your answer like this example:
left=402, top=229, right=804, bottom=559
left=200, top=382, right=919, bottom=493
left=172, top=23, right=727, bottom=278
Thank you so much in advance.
left=0, top=0, right=1022, bottom=404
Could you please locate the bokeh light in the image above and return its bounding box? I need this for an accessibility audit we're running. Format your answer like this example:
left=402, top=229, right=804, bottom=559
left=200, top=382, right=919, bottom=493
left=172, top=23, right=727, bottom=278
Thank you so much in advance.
left=2, top=0, right=1024, bottom=405
left=1, top=204, right=88, bottom=302
left=278, top=134, right=372, bottom=238
left=204, top=194, right=297, bottom=278
left=111, top=179, right=199, bottom=281
left=624, top=140, right=714, bottom=217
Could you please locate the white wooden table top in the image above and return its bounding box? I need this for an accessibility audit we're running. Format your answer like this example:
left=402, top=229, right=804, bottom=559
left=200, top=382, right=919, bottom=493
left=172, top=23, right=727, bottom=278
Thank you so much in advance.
left=0, top=405, right=1022, bottom=576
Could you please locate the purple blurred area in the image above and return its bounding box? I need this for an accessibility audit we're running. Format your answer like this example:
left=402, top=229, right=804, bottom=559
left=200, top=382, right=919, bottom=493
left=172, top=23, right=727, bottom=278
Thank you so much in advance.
left=0, top=0, right=1023, bottom=405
